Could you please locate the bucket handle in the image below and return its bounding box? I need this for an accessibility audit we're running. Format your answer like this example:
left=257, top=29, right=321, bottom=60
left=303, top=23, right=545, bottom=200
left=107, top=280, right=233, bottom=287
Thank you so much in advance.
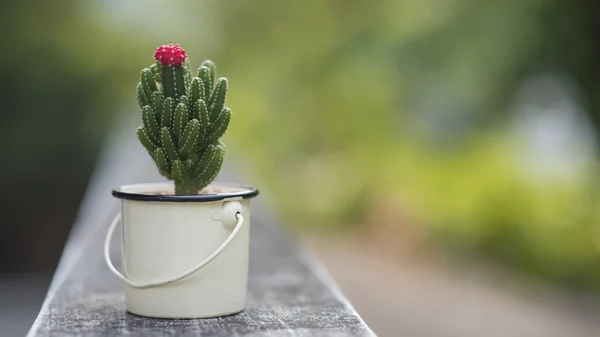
left=104, top=201, right=244, bottom=289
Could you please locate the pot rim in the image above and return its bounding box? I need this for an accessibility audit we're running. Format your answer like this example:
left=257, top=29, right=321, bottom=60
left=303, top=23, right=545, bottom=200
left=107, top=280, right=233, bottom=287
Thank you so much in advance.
left=112, top=181, right=259, bottom=203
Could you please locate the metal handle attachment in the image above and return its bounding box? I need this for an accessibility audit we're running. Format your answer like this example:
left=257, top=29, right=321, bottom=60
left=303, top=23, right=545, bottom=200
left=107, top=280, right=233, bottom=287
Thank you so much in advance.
left=104, top=201, right=244, bottom=289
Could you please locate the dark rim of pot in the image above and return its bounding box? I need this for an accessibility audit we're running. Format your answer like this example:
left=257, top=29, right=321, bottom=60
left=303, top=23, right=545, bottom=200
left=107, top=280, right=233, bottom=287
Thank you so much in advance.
left=112, top=183, right=259, bottom=203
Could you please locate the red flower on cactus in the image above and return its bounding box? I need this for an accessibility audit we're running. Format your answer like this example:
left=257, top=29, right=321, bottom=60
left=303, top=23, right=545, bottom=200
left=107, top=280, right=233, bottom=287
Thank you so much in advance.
left=154, top=43, right=187, bottom=66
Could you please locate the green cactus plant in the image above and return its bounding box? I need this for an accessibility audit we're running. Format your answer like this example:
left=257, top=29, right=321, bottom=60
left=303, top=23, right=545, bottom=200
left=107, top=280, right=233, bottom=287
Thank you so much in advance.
left=136, top=43, right=231, bottom=195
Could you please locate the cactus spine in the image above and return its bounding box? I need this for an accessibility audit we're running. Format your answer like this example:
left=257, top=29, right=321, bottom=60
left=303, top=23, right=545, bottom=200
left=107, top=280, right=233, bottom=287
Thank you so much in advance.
left=136, top=43, right=231, bottom=195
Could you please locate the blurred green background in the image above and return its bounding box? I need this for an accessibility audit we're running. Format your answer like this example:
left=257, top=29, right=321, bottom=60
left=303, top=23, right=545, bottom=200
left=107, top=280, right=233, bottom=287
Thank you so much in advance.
left=3, top=0, right=600, bottom=293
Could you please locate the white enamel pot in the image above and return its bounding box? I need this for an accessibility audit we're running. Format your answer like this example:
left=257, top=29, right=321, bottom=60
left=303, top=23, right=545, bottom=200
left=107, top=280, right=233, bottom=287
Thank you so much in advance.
left=105, top=182, right=259, bottom=318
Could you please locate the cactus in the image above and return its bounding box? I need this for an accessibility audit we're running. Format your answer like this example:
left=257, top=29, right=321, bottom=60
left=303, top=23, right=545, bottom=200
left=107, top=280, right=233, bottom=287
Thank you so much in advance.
left=136, top=43, right=231, bottom=195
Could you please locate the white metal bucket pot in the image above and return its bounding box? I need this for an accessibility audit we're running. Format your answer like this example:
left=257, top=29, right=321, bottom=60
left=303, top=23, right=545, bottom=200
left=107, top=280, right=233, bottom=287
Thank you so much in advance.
left=105, top=182, right=259, bottom=318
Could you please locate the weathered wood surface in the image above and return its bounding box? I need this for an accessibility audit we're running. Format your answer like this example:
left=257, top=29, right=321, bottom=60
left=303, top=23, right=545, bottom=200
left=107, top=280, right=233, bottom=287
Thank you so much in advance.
left=28, top=113, right=375, bottom=337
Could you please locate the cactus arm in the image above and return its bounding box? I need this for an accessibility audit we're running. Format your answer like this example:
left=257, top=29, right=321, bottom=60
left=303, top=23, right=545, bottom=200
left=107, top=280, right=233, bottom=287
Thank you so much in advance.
left=193, top=144, right=216, bottom=177
left=149, top=64, right=159, bottom=87
left=142, top=106, right=160, bottom=142
left=151, top=62, right=163, bottom=83
left=196, top=143, right=225, bottom=187
left=162, top=66, right=186, bottom=98
left=154, top=148, right=171, bottom=178
left=141, top=68, right=158, bottom=97
left=198, top=66, right=213, bottom=100
left=161, top=97, right=175, bottom=128
left=180, top=119, right=200, bottom=155
left=161, top=128, right=178, bottom=160
left=151, top=91, right=163, bottom=118
left=184, top=57, right=193, bottom=89
left=189, top=98, right=200, bottom=121
left=196, top=99, right=209, bottom=141
left=206, top=107, right=231, bottom=143
left=136, top=127, right=157, bottom=154
left=201, top=60, right=216, bottom=88
left=190, top=77, right=204, bottom=105
left=178, top=95, right=190, bottom=113
left=208, top=78, right=228, bottom=121
left=137, top=83, right=149, bottom=109
left=174, top=67, right=186, bottom=97
left=161, top=66, right=175, bottom=98
left=174, top=103, right=188, bottom=140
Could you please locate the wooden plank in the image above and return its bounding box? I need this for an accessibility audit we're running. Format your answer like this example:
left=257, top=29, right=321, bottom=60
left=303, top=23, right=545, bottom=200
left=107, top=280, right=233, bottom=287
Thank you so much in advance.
left=27, top=112, right=375, bottom=337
